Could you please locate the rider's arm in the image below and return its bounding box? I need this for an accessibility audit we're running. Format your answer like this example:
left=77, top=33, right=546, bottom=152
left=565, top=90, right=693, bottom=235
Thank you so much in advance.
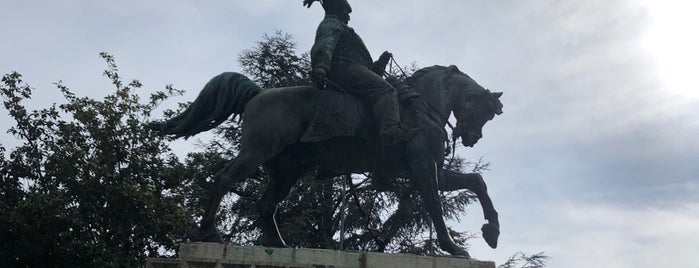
left=310, top=18, right=344, bottom=73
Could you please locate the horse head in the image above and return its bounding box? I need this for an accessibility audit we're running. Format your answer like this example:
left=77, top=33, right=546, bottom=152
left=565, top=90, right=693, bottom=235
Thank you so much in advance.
left=445, top=66, right=503, bottom=147
left=453, top=90, right=503, bottom=147
left=409, top=65, right=503, bottom=148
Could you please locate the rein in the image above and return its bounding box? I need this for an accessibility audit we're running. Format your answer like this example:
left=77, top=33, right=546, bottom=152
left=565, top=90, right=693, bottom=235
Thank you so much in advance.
left=389, top=57, right=409, bottom=79
left=420, top=98, right=459, bottom=158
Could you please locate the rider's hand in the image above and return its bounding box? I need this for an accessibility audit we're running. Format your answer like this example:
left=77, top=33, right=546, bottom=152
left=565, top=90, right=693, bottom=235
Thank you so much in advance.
left=310, top=68, right=327, bottom=90
left=379, top=51, right=393, bottom=62
left=373, top=51, right=393, bottom=76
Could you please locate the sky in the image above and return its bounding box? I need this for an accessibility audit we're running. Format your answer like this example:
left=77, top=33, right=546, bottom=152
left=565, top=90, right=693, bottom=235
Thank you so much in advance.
left=1, top=0, right=698, bottom=267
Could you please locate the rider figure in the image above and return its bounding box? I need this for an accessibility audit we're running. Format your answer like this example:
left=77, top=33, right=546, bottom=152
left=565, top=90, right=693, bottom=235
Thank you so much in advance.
left=303, top=0, right=417, bottom=144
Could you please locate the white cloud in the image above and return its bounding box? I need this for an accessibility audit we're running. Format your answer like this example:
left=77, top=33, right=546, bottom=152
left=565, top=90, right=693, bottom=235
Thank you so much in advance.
left=463, top=201, right=699, bottom=267
left=552, top=202, right=699, bottom=267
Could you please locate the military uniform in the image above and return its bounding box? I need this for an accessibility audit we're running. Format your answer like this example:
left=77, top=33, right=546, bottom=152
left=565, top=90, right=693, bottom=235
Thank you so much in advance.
left=308, top=6, right=417, bottom=144
left=310, top=15, right=394, bottom=99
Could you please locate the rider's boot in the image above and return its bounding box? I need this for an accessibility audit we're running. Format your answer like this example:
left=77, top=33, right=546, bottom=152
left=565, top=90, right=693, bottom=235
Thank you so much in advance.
left=371, top=90, right=419, bottom=144
left=386, top=76, right=419, bottom=103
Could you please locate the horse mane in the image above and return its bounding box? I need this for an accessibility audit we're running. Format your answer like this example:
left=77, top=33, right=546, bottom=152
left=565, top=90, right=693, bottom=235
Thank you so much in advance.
left=407, top=65, right=445, bottom=84
left=407, top=65, right=475, bottom=87
left=406, top=65, right=503, bottom=114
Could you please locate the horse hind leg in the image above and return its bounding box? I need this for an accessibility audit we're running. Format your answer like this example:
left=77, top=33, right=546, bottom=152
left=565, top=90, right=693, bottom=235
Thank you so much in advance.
left=257, top=150, right=314, bottom=247
left=199, top=149, right=266, bottom=243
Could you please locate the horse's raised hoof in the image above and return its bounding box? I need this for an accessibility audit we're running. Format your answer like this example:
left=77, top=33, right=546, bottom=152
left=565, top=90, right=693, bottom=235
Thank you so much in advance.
left=481, top=223, right=500, bottom=249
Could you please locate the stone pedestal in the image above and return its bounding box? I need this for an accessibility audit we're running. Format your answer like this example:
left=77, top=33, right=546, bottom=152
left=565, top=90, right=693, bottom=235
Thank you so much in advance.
left=147, top=243, right=495, bottom=268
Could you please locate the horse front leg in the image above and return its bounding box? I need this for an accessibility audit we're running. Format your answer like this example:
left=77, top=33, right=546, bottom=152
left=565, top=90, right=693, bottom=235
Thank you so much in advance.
left=439, top=169, right=499, bottom=249
left=410, top=157, right=470, bottom=257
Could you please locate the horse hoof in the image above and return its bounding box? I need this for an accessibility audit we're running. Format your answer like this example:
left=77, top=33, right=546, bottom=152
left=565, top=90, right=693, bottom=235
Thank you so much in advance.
left=451, top=248, right=471, bottom=259
left=481, top=223, right=500, bottom=249
left=199, top=229, right=224, bottom=243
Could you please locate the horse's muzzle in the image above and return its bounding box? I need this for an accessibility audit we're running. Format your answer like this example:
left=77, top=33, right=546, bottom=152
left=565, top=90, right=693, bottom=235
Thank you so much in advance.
left=461, top=130, right=482, bottom=148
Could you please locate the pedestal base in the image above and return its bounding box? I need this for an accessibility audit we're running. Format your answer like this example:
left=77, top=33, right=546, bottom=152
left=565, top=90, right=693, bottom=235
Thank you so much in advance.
left=147, top=243, right=495, bottom=268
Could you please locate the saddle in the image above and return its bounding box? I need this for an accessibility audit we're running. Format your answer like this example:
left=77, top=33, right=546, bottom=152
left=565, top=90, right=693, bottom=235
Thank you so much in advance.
left=299, top=79, right=419, bottom=143
left=300, top=87, right=369, bottom=143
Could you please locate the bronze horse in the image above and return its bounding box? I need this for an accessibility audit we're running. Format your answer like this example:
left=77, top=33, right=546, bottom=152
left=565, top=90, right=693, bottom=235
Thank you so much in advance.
left=149, top=65, right=503, bottom=257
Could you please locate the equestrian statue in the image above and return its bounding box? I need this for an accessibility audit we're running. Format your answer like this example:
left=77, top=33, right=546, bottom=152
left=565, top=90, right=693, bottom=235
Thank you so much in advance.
left=148, top=0, right=503, bottom=258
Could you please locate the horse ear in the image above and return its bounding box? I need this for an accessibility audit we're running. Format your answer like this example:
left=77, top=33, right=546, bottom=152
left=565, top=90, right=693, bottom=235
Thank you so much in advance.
left=492, top=92, right=503, bottom=99
left=303, top=0, right=318, bottom=8
left=447, top=65, right=460, bottom=73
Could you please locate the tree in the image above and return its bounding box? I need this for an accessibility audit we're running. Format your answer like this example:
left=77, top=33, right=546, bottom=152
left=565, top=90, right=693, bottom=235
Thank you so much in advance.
left=0, top=53, right=195, bottom=266
left=238, top=30, right=311, bottom=88
left=498, top=252, right=550, bottom=268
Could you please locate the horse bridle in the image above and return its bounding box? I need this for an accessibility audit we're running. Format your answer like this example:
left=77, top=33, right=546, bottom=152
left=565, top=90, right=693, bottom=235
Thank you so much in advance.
left=457, top=92, right=497, bottom=129
left=416, top=93, right=487, bottom=157
left=386, top=57, right=487, bottom=155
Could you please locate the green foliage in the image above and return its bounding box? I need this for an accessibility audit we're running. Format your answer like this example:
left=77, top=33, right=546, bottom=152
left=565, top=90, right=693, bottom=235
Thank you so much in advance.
left=239, top=30, right=311, bottom=89
left=0, top=53, right=193, bottom=267
left=498, top=252, right=550, bottom=268
left=386, top=60, right=420, bottom=79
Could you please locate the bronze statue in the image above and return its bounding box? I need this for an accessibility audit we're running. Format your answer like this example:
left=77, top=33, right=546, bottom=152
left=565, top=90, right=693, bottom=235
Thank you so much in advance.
left=304, top=0, right=417, bottom=144
left=148, top=64, right=503, bottom=257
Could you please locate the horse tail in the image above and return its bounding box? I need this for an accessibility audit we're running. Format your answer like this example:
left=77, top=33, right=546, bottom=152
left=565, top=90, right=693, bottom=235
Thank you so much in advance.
left=148, top=72, right=262, bottom=138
